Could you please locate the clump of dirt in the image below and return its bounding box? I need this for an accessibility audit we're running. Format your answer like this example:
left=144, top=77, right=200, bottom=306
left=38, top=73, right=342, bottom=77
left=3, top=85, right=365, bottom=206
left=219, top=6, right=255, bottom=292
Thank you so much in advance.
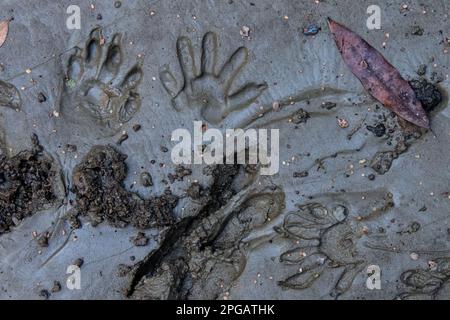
left=409, top=78, right=442, bottom=112
left=68, top=145, right=177, bottom=229
left=168, top=165, right=192, bottom=183
left=368, top=78, right=443, bottom=175
left=0, top=134, right=59, bottom=234
left=291, top=108, right=310, bottom=124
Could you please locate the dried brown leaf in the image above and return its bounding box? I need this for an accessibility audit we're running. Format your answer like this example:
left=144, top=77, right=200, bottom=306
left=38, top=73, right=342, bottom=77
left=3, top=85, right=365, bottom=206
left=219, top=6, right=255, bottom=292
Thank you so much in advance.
left=328, top=18, right=429, bottom=128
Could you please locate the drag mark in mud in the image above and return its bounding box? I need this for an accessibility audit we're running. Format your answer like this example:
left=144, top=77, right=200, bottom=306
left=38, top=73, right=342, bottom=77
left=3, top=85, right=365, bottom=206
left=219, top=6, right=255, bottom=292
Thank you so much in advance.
left=127, top=161, right=285, bottom=299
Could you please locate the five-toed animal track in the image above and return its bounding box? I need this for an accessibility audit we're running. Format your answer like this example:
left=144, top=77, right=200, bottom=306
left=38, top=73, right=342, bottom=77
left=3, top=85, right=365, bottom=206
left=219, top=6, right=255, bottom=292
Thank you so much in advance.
left=62, top=27, right=143, bottom=136
left=160, top=32, right=268, bottom=127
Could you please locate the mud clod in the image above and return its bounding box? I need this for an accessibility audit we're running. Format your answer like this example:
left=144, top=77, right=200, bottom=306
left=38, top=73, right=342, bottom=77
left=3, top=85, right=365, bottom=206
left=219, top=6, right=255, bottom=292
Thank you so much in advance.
left=37, top=233, right=49, bottom=247
left=168, top=165, right=192, bottom=183
left=292, top=108, right=310, bottom=124
left=293, top=171, right=309, bottom=178
left=0, top=134, right=59, bottom=234
left=409, top=78, right=442, bottom=112
left=70, top=146, right=177, bottom=229
left=140, top=172, right=153, bottom=187
left=132, top=232, right=149, bottom=246
left=51, top=281, right=61, bottom=293
left=366, top=123, right=386, bottom=137
left=321, top=102, right=337, bottom=110
left=117, top=264, right=133, bottom=277
left=370, top=151, right=397, bottom=174
left=186, top=182, right=203, bottom=200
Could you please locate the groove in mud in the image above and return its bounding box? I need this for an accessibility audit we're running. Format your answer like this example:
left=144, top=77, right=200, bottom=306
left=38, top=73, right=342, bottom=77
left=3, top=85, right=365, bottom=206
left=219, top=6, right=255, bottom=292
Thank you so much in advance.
left=126, top=162, right=241, bottom=298
left=126, top=160, right=285, bottom=299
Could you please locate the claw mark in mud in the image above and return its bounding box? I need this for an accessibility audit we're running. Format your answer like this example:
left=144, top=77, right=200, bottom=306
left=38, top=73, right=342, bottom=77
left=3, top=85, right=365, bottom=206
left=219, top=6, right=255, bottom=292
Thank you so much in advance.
left=0, top=134, right=62, bottom=234
left=0, top=80, right=21, bottom=110
left=61, top=27, right=143, bottom=136
left=275, top=191, right=394, bottom=298
left=127, top=161, right=285, bottom=299
left=397, top=257, right=450, bottom=300
left=160, top=32, right=267, bottom=127
left=68, top=146, right=177, bottom=229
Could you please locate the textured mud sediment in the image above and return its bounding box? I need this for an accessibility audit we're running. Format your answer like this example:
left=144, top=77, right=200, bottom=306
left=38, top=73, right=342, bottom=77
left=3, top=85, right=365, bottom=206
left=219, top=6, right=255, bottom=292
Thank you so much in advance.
left=68, top=145, right=178, bottom=229
left=0, top=134, right=61, bottom=234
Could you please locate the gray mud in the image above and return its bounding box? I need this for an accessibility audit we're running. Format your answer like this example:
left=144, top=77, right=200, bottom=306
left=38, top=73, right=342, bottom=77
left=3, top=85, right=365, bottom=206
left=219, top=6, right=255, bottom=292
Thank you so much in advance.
left=0, top=0, right=449, bottom=300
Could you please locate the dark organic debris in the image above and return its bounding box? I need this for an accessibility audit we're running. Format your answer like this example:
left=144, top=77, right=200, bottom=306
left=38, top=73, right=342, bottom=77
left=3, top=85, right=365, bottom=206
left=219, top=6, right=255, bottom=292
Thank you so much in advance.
left=117, top=132, right=129, bottom=145
left=411, top=25, right=424, bottom=36
left=321, top=101, right=337, bottom=110
left=186, top=182, right=203, bottom=199
left=291, top=108, right=310, bottom=124
left=117, top=264, right=133, bottom=277
left=293, top=171, right=309, bottom=178
left=140, top=172, right=153, bottom=187
left=416, top=64, right=427, bottom=76
left=37, top=92, right=47, bottom=103
left=69, top=145, right=178, bottom=229
left=370, top=151, right=397, bottom=174
left=328, top=18, right=429, bottom=128
left=0, top=134, right=59, bottom=234
left=37, top=233, right=49, bottom=247
left=409, top=78, right=442, bottom=112
left=168, top=165, right=192, bottom=183
left=132, top=232, right=149, bottom=246
left=51, top=281, right=62, bottom=293
left=366, top=123, right=386, bottom=137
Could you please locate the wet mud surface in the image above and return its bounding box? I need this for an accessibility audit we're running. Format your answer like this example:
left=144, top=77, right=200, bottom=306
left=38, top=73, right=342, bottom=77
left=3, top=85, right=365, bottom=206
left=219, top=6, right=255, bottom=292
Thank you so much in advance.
left=0, top=0, right=449, bottom=300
